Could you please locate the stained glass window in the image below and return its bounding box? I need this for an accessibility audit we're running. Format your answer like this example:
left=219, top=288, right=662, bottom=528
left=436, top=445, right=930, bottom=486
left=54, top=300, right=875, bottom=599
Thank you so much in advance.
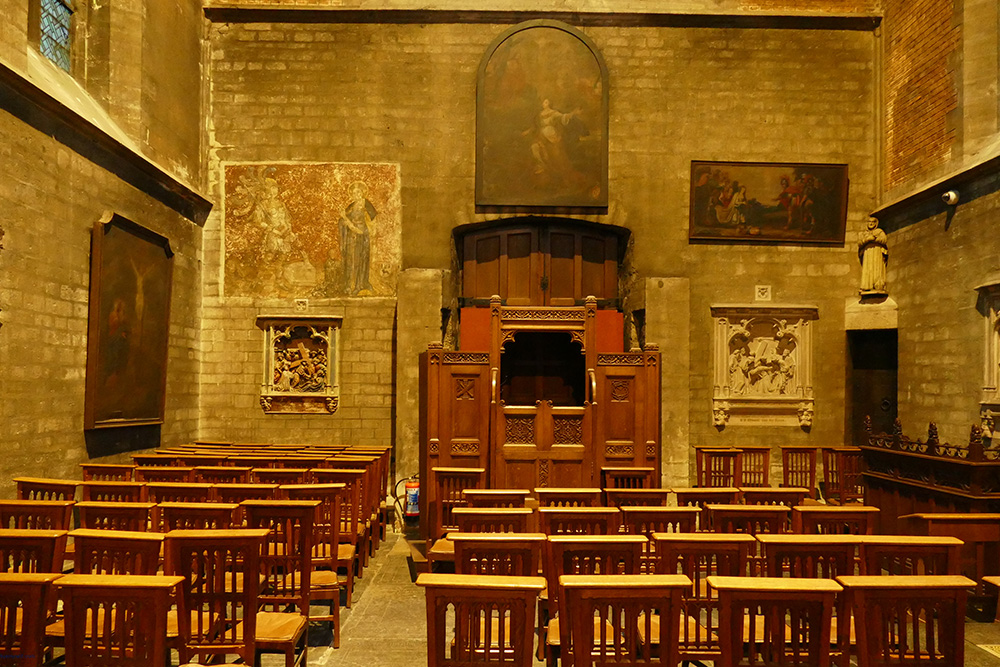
left=39, top=0, right=73, bottom=72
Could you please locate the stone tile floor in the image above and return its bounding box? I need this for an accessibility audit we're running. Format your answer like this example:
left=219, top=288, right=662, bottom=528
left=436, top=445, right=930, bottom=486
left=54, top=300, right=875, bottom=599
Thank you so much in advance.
left=291, top=528, right=1000, bottom=666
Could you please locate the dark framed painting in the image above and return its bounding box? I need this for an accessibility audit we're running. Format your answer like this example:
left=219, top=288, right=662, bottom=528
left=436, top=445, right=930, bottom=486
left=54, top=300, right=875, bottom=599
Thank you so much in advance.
left=84, top=212, right=174, bottom=429
left=476, top=20, right=609, bottom=208
left=689, top=161, right=849, bottom=245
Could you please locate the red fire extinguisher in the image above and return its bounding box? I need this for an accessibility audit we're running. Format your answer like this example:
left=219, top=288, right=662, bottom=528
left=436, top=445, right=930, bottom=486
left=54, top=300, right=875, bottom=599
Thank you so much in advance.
left=404, top=479, right=419, bottom=519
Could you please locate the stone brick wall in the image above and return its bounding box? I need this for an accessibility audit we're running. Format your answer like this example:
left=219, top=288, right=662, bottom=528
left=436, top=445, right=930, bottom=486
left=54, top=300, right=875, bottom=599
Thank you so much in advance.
left=206, top=18, right=876, bottom=481
left=883, top=0, right=961, bottom=195
left=0, top=115, right=203, bottom=496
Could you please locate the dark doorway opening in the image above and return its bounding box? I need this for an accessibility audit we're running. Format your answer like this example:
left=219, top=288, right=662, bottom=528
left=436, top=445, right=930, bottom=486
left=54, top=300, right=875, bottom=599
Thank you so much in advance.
left=847, top=329, right=898, bottom=446
left=500, top=331, right=585, bottom=406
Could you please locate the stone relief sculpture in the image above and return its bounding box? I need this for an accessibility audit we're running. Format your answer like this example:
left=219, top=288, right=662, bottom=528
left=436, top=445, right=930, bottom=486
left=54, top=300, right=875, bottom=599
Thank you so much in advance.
left=256, top=317, right=340, bottom=414
left=977, top=277, right=1000, bottom=441
left=858, top=217, right=888, bottom=295
left=712, top=306, right=817, bottom=428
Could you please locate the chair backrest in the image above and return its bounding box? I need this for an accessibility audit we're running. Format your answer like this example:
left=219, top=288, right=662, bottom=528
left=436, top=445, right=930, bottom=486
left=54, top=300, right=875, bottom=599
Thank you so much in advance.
left=430, top=467, right=485, bottom=539
left=758, top=534, right=860, bottom=579
left=739, top=446, right=771, bottom=487
left=781, top=446, right=817, bottom=494
left=159, top=502, right=237, bottom=531
left=709, top=575, right=842, bottom=667
left=452, top=533, right=545, bottom=576
left=0, top=529, right=67, bottom=573
left=605, top=488, right=672, bottom=508
left=131, top=454, right=179, bottom=467
left=791, top=505, right=879, bottom=535
left=621, top=507, right=700, bottom=572
left=243, top=500, right=318, bottom=613
left=653, top=533, right=756, bottom=662
left=545, top=535, right=645, bottom=611
left=165, top=528, right=268, bottom=665
left=739, top=486, right=809, bottom=507
left=302, top=472, right=361, bottom=546
left=672, top=488, right=740, bottom=530
left=252, top=467, right=310, bottom=485
left=822, top=447, right=864, bottom=503
left=860, top=535, right=962, bottom=576
left=59, top=573, right=182, bottom=667
left=212, top=483, right=280, bottom=505
left=453, top=507, right=534, bottom=533
left=71, top=528, right=164, bottom=575
left=538, top=507, right=619, bottom=535
left=14, top=477, right=78, bottom=501
left=695, top=449, right=742, bottom=488
left=280, top=483, right=345, bottom=570
left=134, top=466, right=194, bottom=483
left=534, top=487, right=602, bottom=508
left=599, top=466, right=655, bottom=490
left=837, top=575, right=973, bottom=667
left=417, top=572, right=544, bottom=667
left=559, top=574, right=690, bottom=667
left=76, top=501, right=155, bottom=532
left=145, top=482, right=213, bottom=504
left=79, top=463, right=135, bottom=482
left=80, top=481, right=146, bottom=503
left=0, top=572, right=61, bottom=667
left=193, top=466, right=252, bottom=484
left=0, top=500, right=74, bottom=530
left=462, top=489, right=530, bottom=508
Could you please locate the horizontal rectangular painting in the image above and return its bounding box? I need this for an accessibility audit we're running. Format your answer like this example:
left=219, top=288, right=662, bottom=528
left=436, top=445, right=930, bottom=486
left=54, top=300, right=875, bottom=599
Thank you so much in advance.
left=689, top=161, right=849, bottom=245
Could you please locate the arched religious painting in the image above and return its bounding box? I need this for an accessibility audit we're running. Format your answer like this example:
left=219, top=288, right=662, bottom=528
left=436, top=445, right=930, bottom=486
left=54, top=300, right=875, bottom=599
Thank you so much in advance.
left=476, top=20, right=609, bottom=208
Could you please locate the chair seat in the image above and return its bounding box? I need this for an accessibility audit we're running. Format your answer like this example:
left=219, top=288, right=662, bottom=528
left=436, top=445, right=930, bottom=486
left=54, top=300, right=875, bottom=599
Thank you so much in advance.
left=311, top=570, right=340, bottom=589
left=545, top=616, right=616, bottom=647
left=256, top=611, right=307, bottom=643
left=428, top=537, right=454, bottom=560
left=637, top=612, right=718, bottom=645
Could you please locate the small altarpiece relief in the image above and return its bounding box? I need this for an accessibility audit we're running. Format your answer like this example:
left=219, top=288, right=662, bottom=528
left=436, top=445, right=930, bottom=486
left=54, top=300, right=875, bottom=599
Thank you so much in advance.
left=256, top=316, right=340, bottom=414
left=711, top=305, right=818, bottom=428
left=977, top=276, right=1000, bottom=442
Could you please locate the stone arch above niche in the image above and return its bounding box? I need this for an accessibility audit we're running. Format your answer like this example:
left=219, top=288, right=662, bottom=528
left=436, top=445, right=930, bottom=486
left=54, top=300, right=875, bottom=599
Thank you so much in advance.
left=711, top=305, right=819, bottom=429
left=476, top=20, right=609, bottom=208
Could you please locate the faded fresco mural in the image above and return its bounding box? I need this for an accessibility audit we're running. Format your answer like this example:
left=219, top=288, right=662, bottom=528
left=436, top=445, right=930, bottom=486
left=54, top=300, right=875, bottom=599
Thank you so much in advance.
left=223, top=163, right=401, bottom=298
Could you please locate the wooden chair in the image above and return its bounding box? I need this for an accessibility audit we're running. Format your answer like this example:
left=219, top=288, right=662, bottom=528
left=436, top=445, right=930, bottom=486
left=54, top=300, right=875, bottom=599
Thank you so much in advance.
left=792, top=505, right=880, bottom=535
left=193, top=465, right=252, bottom=484
left=71, top=528, right=163, bottom=575
left=423, top=467, right=485, bottom=571
left=145, top=482, right=213, bottom=504
left=13, top=477, right=78, bottom=501
left=695, top=448, right=742, bottom=488
left=0, top=573, right=61, bottom=667
left=837, top=575, right=974, bottom=667
left=672, top=487, right=740, bottom=530
left=652, top=533, right=756, bottom=664
left=758, top=534, right=860, bottom=667
left=0, top=529, right=67, bottom=573
left=600, top=466, right=655, bottom=490
left=326, top=455, right=382, bottom=553
left=135, top=466, right=195, bottom=483
left=604, top=488, right=672, bottom=508
left=538, top=506, right=619, bottom=535
left=621, top=506, right=700, bottom=572
left=452, top=533, right=545, bottom=577
left=76, top=501, right=155, bottom=532
left=710, top=575, right=842, bottom=667
left=534, top=487, right=602, bottom=507
left=462, top=488, right=531, bottom=508
left=543, top=535, right=646, bottom=664
left=822, top=447, right=864, bottom=504
left=213, top=482, right=280, bottom=503
left=707, top=504, right=788, bottom=575
left=79, top=463, right=135, bottom=481
left=781, top=446, right=818, bottom=496
left=0, top=499, right=74, bottom=530
left=159, top=502, right=237, bottom=531
left=417, top=572, right=544, bottom=667
left=740, top=486, right=809, bottom=508
left=164, top=528, right=268, bottom=666
left=228, top=455, right=281, bottom=469
left=244, top=500, right=315, bottom=667
left=79, top=481, right=146, bottom=502
left=860, top=535, right=962, bottom=576
left=307, top=470, right=367, bottom=587
left=738, top=446, right=771, bottom=487
left=132, top=453, right=181, bottom=467
left=559, top=573, right=689, bottom=667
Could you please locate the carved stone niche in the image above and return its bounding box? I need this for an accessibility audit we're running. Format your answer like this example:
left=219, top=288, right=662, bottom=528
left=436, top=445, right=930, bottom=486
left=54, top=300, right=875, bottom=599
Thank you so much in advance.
left=256, top=316, right=341, bottom=414
left=711, top=305, right=818, bottom=429
left=976, top=275, right=1000, bottom=441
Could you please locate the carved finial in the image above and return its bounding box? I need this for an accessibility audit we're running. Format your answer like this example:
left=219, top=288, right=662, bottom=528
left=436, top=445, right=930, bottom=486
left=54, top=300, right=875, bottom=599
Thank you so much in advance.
left=863, top=415, right=873, bottom=434
left=927, top=422, right=939, bottom=447
left=892, top=418, right=903, bottom=436
left=971, top=423, right=984, bottom=448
